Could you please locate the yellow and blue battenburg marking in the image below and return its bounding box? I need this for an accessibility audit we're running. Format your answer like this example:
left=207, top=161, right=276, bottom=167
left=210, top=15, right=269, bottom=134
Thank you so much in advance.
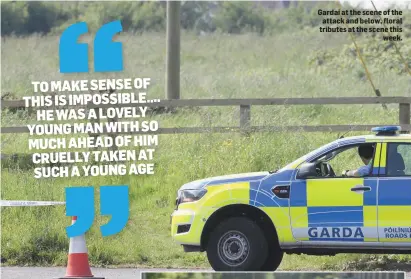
left=247, top=135, right=409, bottom=244
left=250, top=170, right=294, bottom=208
left=286, top=177, right=379, bottom=242
left=378, top=174, right=411, bottom=242
left=257, top=132, right=410, bottom=244
left=172, top=126, right=411, bottom=247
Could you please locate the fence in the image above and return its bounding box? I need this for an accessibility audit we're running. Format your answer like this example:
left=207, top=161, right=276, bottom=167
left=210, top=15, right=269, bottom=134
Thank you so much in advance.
left=1, top=97, right=411, bottom=135
left=1, top=96, right=410, bottom=161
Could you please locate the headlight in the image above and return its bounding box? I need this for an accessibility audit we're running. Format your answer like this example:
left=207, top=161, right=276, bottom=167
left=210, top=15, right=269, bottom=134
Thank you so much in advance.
left=176, top=188, right=207, bottom=207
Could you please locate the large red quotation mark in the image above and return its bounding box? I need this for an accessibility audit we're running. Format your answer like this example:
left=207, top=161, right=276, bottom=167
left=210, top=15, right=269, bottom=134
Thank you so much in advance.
left=59, top=20, right=123, bottom=73
left=65, top=186, right=129, bottom=237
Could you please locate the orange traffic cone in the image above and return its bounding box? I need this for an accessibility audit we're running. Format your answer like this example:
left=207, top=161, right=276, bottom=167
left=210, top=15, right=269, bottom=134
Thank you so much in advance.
left=58, top=217, right=104, bottom=279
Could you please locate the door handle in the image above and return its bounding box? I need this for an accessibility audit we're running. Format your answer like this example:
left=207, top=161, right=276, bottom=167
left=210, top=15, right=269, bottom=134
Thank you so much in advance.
left=351, top=185, right=371, bottom=192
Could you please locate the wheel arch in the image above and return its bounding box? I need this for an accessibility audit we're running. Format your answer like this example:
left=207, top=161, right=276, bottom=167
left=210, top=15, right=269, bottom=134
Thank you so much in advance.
left=200, top=204, right=279, bottom=251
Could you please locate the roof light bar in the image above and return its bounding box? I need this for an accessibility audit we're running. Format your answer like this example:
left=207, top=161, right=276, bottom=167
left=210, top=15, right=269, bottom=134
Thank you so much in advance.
left=371, top=126, right=401, bottom=136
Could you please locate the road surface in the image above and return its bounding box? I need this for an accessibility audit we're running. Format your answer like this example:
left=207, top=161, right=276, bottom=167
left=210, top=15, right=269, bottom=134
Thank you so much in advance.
left=1, top=267, right=209, bottom=279
left=1, top=267, right=410, bottom=279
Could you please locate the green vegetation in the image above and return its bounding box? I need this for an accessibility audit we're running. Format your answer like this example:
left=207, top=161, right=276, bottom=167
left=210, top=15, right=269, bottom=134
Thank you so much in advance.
left=2, top=1, right=410, bottom=37
left=1, top=1, right=411, bottom=271
left=1, top=1, right=326, bottom=35
left=309, top=36, right=411, bottom=76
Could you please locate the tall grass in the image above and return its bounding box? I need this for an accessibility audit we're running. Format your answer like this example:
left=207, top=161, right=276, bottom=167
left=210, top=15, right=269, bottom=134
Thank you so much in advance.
left=1, top=30, right=410, bottom=269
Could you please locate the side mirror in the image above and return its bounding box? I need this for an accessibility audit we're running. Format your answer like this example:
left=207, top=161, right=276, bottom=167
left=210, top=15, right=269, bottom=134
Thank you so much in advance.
left=296, top=162, right=318, bottom=179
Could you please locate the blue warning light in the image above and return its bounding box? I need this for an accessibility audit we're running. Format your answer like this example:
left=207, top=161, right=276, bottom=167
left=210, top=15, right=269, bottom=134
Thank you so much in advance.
left=371, top=126, right=401, bottom=136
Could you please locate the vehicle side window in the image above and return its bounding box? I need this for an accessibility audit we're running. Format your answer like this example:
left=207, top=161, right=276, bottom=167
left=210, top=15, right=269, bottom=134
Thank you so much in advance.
left=386, top=143, right=411, bottom=176
left=328, top=145, right=367, bottom=176
left=305, top=143, right=377, bottom=179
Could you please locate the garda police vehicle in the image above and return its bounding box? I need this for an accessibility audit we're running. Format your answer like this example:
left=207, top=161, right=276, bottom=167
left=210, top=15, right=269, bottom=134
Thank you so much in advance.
left=171, top=126, right=411, bottom=271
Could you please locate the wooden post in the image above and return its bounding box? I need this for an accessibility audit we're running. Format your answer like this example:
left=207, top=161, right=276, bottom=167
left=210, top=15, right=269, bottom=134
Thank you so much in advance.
left=399, top=103, right=410, bottom=133
left=240, top=105, right=251, bottom=132
left=166, top=1, right=180, bottom=100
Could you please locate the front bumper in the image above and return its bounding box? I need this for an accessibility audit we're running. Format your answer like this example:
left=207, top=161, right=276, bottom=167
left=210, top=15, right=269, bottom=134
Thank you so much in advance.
left=170, top=208, right=205, bottom=247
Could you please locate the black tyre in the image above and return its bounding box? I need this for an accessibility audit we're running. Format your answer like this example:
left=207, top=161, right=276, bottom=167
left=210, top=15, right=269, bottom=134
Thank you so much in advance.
left=260, top=245, right=283, bottom=271
left=206, top=217, right=268, bottom=271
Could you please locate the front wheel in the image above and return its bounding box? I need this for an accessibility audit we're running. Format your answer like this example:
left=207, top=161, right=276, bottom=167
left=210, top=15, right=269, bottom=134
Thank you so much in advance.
left=206, top=217, right=268, bottom=271
left=260, top=247, right=283, bottom=271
